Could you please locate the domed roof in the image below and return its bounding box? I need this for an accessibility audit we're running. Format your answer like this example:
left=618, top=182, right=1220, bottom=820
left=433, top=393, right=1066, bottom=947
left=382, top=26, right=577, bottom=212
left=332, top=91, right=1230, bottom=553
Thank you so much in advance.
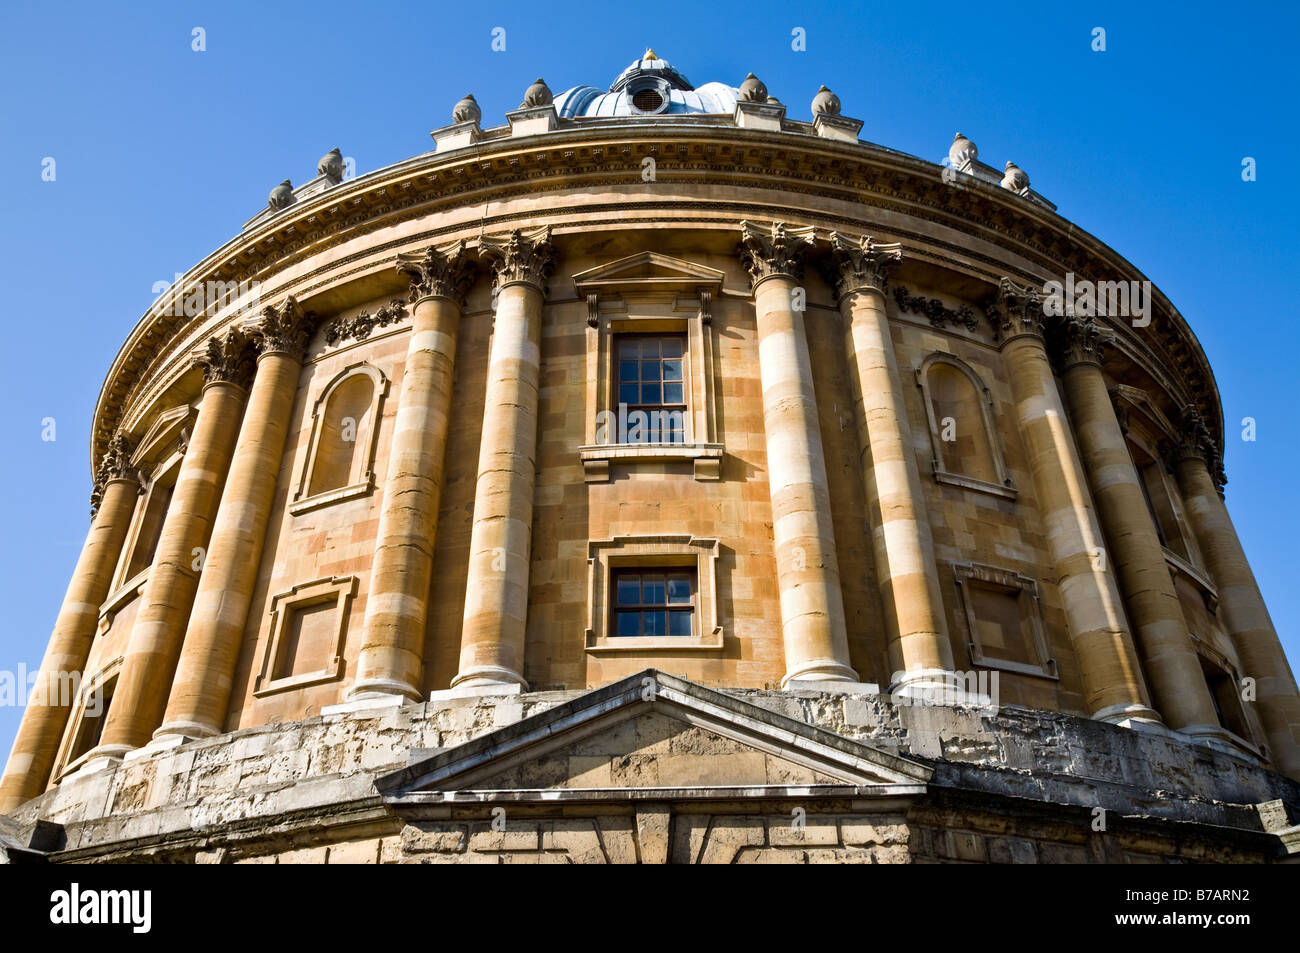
left=554, top=50, right=738, bottom=118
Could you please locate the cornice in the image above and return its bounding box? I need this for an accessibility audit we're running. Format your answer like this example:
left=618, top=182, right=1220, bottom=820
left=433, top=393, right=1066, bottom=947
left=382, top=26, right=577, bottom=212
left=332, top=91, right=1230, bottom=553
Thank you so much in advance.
left=90, top=123, right=1222, bottom=472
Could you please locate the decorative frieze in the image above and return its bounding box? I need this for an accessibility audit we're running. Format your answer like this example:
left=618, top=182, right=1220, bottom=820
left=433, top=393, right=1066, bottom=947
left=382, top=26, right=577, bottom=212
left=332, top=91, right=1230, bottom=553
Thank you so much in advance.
left=737, top=220, right=815, bottom=284
left=478, top=226, right=554, bottom=290
left=396, top=239, right=477, bottom=304
left=892, top=285, right=978, bottom=331
left=324, top=300, right=409, bottom=346
left=195, top=328, right=256, bottom=389
left=825, top=231, right=901, bottom=299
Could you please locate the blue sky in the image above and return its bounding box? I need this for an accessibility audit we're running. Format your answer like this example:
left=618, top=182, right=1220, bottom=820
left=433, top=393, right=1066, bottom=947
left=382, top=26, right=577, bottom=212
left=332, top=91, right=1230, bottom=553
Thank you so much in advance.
left=1, top=1, right=1296, bottom=759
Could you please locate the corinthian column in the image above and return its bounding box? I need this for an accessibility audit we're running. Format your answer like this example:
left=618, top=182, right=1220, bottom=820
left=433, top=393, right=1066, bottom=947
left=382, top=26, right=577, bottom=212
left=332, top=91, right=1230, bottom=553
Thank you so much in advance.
left=994, top=279, right=1158, bottom=724
left=1057, top=319, right=1224, bottom=738
left=351, top=241, right=476, bottom=702
left=0, top=437, right=140, bottom=810
left=95, top=330, right=253, bottom=755
left=826, top=234, right=955, bottom=694
left=154, top=299, right=316, bottom=740
left=452, top=227, right=552, bottom=692
left=1170, top=407, right=1300, bottom=778
left=738, top=222, right=856, bottom=686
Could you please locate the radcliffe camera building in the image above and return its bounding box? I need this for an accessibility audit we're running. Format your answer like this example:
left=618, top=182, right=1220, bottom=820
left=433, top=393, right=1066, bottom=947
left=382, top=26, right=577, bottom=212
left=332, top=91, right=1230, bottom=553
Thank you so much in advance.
left=2, top=53, right=1298, bottom=864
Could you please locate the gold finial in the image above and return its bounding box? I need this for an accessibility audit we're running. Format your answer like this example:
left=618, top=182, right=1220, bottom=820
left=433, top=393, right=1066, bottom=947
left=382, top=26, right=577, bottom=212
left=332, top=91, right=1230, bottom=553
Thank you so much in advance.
left=644, top=48, right=658, bottom=61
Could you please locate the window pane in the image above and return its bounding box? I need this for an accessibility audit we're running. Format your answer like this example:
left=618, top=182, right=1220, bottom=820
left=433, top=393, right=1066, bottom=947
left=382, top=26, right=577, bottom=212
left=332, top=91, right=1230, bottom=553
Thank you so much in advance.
left=642, top=576, right=665, bottom=604
left=662, top=382, right=683, bottom=404
left=641, top=382, right=660, bottom=404
left=618, top=383, right=638, bottom=405
left=643, top=610, right=666, bottom=636
left=616, top=611, right=640, bottom=637
left=668, top=610, right=693, bottom=636
left=667, top=576, right=692, bottom=603
left=640, top=338, right=660, bottom=358
left=616, top=575, right=640, bottom=605
left=618, top=339, right=639, bottom=359
left=662, top=359, right=682, bottom=381
left=619, top=360, right=639, bottom=382
left=641, top=360, right=662, bottom=383
left=661, top=337, right=683, bottom=358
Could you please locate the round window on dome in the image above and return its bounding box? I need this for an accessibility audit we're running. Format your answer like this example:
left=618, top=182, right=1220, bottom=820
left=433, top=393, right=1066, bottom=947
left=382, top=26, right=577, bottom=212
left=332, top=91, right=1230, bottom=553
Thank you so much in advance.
left=632, top=88, right=664, bottom=113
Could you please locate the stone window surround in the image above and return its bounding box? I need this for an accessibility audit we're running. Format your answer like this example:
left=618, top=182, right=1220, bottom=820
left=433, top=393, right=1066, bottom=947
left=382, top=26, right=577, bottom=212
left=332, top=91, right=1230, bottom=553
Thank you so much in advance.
left=1188, top=634, right=1266, bottom=758
left=951, top=561, right=1058, bottom=680
left=54, top=655, right=122, bottom=781
left=916, top=352, right=1017, bottom=500
left=289, top=362, right=389, bottom=516
left=586, top=535, right=724, bottom=653
left=574, top=253, right=725, bottom=483
left=253, top=575, right=358, bottom=696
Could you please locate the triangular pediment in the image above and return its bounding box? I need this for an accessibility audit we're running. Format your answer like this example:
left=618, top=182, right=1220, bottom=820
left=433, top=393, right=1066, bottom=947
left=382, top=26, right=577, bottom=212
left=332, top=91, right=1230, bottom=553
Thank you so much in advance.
left=377, top=670, right=930, bottom=805
left=572, top=252, right=725, bottom=295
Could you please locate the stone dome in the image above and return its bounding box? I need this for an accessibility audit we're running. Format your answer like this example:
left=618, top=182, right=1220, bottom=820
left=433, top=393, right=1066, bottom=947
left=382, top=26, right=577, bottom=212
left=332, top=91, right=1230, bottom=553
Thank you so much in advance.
left=554, top=51, right=739, bottom=118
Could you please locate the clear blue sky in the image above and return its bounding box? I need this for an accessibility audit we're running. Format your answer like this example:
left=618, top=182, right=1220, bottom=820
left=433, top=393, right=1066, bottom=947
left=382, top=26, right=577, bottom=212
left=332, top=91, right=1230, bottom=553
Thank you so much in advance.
left=1, top=1, right=1296, bottom=760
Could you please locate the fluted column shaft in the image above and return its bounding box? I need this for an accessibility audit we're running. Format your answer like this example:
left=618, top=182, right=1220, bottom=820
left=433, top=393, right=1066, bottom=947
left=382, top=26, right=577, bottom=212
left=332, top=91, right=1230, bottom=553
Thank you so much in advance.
left=97, top=335, right=251, bottom=753
left=354, top=279, right=469, bottom=699
left=996, top=282, right=1155, bottom=722
left=0, top=459, right=137, bottom=810
left=830, top=235, right=954, bottom=690
left=740, top=223, right=855, bottom=685
left=454, top=229, right=550, bottom=691
left=1173, top=437, right=1300, bottom=778
left=1059, top=336, right=1221, bottom=733
left=155, top=301, right=314, bottom=737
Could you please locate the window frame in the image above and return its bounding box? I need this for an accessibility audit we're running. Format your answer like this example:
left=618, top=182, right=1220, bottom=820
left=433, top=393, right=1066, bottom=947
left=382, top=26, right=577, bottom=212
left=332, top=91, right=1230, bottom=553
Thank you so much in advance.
left=951, top=562, right=1057, bottom=680
left=916, top=353, right=1017, bottom=500
left=54, top=656, right=123, bottom=780
left=610, top=567, right=698, bottom=639
left=290, top=362, right=388, bottom=516
left=586, top=536, right=723, bottom=653
left=253, top=575, right=358, bottom=696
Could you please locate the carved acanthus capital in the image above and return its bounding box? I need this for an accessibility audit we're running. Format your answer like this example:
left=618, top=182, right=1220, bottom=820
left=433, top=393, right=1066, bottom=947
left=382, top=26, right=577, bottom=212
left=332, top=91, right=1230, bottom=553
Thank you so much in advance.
left=89, top=432, right=138, bottom=516
left=1168, top=404, right=1224, bottom=488
left=1056, top=314, right=1113, bottom=369
left=738, top=220, right=816, bottom=286
left=824, top=231, right=902, bottom=299
left=195, top=328, right=256, bottom=389
left=397, top=239, right=477, bottom=304
left=478, top=226, right=554, bottom=292
left=252, top=295, right=317, bottom=361
left=990, top=277, right=1049, bottom=344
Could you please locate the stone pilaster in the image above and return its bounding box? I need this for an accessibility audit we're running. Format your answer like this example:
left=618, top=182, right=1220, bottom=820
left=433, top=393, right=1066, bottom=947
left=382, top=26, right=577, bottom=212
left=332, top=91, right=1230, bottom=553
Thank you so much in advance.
left=94, top=330, right=252, bottom=755
left=1170, top=407, right=1300, bottom=778
left=350, top=241, right=476, bottom=702
left=452, top=228, right=552, bottom=692
left=1056, top=317, right=1224, bottom=738
left=993, top=279, right=1159, bottom=724
left=826, top=233, right=956, bottom=694
left=738, top=222, right=856, bottom=686
left=0, top=437, right=140, bottom=810
left=154, top=299, right=317, bottom=739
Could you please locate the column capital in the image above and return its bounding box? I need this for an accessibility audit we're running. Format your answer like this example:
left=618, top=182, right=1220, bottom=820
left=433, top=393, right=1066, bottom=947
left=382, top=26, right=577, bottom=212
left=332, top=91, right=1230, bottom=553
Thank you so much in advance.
left=1055, top=314, right=1113, bottom=370
left=194, top=328, right=256, bottom=389
left=738, top=220, right=816, bottom=286
left=991, top=277, right=1049, bottom=344
left=478, top=226, right=554, bottom=292
left=397, top=238, right=477, bottom=305
left=824, top=231, right=902, bottom=299
left=89, top=432, right=139, bottom=516
left=251, top=295, right=317, bottom=361
left=1168, top=405, right=1226, bottom=491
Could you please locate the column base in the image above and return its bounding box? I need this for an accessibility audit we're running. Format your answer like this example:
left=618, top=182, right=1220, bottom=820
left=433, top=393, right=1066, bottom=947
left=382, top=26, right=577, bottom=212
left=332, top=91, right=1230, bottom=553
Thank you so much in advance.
left=1091, top=702, right=1165, bottom=731
left=888, top=669, right=994, bottom=708
left=781, top=658, right=859, bottom=688
left=449, top=666, right=528, bottom=696
left=345, top=678, right=422, bottom=704
left=322, top=693, right=411, bottom=717
left=151, top=721, right=218, bottom=746
left=63, top=744, right=132, bottom=781
left=125, top=731, right=198, bottom=763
